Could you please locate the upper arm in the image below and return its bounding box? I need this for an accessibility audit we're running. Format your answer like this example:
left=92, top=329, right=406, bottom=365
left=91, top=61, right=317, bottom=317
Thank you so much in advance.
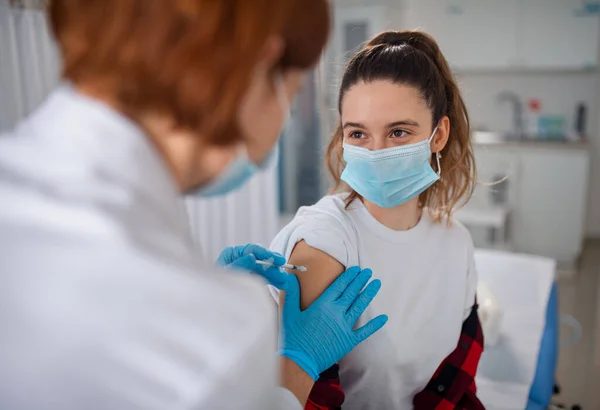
left=280, top=240, right=345, bottom=310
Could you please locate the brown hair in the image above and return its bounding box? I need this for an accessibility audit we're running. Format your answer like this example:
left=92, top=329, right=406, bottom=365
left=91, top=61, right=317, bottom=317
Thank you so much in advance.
left=326, top=30, right=476, bottom=222
left=49, top=0, right=330, bottom=146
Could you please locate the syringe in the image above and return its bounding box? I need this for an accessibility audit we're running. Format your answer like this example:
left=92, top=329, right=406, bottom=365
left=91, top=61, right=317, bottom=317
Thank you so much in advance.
left=255, top=260, right=307, bottom=272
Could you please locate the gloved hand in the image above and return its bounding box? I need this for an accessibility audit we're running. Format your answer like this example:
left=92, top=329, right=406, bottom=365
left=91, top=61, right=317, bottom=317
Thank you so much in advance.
left=279, top=266, right=388, bottom=380
left=216, top=244, right=289, bottom=289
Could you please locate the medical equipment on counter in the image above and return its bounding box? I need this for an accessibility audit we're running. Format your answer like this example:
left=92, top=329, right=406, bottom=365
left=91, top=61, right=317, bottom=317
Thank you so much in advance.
left=477, top=281, right=503, bottom=347
left=256, top=260, right=307, bottom=272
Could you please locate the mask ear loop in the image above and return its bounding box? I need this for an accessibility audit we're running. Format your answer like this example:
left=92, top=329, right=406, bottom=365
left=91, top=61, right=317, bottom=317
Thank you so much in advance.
left=429, top=126, right=442, bottom=177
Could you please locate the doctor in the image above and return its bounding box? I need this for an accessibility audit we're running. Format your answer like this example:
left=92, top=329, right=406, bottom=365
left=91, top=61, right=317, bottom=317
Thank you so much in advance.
left=0, top=1, right=387, bottom=409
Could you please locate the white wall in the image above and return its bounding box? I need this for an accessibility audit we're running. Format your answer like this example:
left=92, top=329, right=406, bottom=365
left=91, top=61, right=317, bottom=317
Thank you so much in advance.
left=455, top=73, right=600, bottom=239
left=386, top=0, right=600, bottom=238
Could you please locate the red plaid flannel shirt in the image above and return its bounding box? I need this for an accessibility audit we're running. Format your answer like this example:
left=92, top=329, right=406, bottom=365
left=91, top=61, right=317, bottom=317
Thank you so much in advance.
left=305, top=304, right=485, bottom=410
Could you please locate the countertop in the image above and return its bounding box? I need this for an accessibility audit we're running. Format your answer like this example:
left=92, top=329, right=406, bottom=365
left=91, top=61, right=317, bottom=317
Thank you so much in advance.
left=473, top=139, right=590, bottom=150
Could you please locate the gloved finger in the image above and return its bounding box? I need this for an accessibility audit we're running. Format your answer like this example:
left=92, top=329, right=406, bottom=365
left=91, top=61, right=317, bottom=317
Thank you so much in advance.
left=354, top=314, right=388, bottom=344
left=338, top=269, right=373, bottom=307
left=283, top=275, right=301, bottom=315
left=243, top=244, right=286, bottom=266
left=227, top=254, right=257, bottom=272
left=215, top=246, right=245, bottom=266
left=215, top=246, right=233, bottom=266
left=262, top=267, right=290, bottom=290
left=319, top=266, right=362, bottom=302
left=346, top=279, right=382, bottom=324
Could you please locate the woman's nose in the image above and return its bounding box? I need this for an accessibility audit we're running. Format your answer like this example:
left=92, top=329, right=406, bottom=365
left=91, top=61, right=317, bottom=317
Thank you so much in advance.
left=370, top=137, right=389, bottom=151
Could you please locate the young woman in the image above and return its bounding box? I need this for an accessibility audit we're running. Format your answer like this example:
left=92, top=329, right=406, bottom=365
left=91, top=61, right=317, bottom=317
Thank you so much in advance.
left=270, top=31, right=484, bottom=409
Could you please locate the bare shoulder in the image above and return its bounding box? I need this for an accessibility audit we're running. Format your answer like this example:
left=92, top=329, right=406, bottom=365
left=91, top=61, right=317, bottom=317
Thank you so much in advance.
left=285, top=240, right=346, bottom=309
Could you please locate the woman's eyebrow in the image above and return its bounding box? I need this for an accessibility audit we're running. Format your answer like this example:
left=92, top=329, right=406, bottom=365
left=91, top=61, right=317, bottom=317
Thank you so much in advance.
left=342, top=122, right=367, bottom=130
left=388, top=120, right=420, bottom=128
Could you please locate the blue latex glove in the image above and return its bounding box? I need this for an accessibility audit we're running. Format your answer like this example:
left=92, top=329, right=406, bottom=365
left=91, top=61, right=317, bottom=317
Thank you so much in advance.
left=216, top=244, right=289, bottom=289
left=279, top=266, right=388, bottom=380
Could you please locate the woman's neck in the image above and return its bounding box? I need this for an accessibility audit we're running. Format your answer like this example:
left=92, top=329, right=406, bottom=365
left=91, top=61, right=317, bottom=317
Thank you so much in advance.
left=363, top=196, right=422, bottom=231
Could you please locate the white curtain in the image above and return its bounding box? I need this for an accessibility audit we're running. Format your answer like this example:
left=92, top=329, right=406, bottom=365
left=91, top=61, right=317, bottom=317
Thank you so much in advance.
left=0, top=1, right=60, bottom=132
left=0, top=2, right=280, bottom=262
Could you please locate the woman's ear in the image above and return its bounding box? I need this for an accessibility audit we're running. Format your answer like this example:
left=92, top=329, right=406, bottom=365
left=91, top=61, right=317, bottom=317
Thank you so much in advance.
left=431, top=116, right=450, bottom=153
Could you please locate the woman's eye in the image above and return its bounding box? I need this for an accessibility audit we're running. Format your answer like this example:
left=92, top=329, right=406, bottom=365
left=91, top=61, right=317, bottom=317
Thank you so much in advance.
left=392, top=129, right=408, bottom=138
left=349, top=131, right=365, bottom=139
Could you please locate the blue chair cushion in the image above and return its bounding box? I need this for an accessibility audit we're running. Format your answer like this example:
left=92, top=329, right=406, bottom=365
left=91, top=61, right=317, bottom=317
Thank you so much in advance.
left=526, top=283, right=559, bottom=410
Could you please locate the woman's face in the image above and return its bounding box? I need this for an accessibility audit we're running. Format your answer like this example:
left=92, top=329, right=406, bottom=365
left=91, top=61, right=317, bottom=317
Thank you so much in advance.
left=341, top=80, right=448, bottom=152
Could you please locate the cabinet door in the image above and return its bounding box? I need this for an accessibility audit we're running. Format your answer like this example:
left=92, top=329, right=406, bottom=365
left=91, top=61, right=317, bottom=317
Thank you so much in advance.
left=473, top=147, right=589, bottom=264
left=514, top=148, right=589, bottom=263
left=332, top=5, right=386, bottom=65
left=328, top=5, right=387, bottom=101
left=520, top=0, right=599, bottom=69
left=405, top=0, right=520, bottom=70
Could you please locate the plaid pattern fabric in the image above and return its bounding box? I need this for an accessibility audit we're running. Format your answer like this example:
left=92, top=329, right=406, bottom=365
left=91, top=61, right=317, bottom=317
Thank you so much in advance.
left=305, top=364, right=345, bottom=410
left=305, top=304, right=484, bottom=410
left=412, top=303, right=485, bottom=410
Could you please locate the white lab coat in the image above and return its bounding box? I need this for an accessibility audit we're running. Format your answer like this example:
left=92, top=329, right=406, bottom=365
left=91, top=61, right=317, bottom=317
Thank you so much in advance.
left=0, top=86, right=300, bottom=410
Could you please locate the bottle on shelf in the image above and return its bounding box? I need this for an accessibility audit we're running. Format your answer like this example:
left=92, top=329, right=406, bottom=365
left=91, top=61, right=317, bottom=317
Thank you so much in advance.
left=525, top=98, right=541, bottom=138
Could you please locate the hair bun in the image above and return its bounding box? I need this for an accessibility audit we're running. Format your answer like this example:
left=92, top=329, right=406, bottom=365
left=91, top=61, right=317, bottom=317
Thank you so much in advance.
left=367, top=31, right=408, bottom=47
left=367, top=30, right=444, bottom=72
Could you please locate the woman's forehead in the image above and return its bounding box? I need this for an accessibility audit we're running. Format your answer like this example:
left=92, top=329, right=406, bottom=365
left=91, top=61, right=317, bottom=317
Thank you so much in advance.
left=341, top=80, right=431, bottom=127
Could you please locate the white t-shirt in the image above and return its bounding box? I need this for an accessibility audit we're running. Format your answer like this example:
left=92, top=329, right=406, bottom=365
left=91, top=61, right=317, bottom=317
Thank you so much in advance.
left=270, top=194, right=477, bottom=410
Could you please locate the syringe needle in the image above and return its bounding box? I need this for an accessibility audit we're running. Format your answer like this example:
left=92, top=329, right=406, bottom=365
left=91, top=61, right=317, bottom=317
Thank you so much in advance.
left=255, top=260, right=307, bottom=272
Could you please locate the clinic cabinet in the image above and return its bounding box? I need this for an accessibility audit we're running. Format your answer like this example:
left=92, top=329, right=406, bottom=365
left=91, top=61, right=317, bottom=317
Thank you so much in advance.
left=405, top=0, right=600, bottom=71
left=473, top=143, right=590, bottom=265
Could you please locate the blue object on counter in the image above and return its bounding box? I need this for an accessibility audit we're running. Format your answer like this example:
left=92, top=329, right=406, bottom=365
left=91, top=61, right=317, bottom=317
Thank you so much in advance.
left=538, top=115, right=565, bottom=140
left=574, top=2, right=600, bottom=16
left=584, top=2, right=600, bottom=14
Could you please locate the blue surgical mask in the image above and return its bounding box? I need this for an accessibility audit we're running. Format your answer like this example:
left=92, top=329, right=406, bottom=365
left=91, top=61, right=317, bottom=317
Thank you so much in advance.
left=195, top=146, right=263, bottom=198
left=340, top=127, right=441, bottom=208
left=193, top=75, right=290, bottom=198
